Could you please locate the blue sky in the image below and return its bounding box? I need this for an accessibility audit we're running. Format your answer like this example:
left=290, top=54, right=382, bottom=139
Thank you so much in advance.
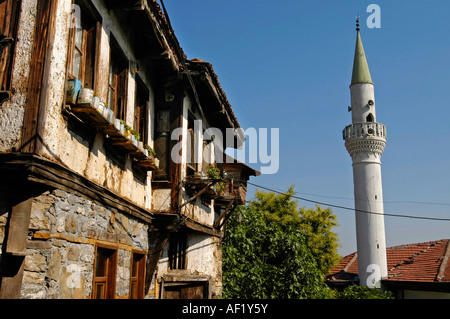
left=162, top=0, right=450, bottom=256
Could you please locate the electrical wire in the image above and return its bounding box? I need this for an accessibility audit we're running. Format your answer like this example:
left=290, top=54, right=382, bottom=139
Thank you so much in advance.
left=245, top=181, right=450, bottom=222
left=250, top=183, right=450, bottom=207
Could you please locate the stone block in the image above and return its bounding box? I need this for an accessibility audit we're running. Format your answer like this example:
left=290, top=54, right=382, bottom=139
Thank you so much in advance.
left=24, top=252, right=46, bottom=272
left=65, top=214, right=78, bottom=234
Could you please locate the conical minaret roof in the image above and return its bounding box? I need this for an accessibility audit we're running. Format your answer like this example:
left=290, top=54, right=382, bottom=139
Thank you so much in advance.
left=351, top=20, right=373, bottom=86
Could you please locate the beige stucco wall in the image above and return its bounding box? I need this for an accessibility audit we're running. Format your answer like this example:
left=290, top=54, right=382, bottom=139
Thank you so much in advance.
left=0, top=0, right=38, bottom=152
left=158, top=232, right=222, bottom=298
left=35, top=0, right=154, bottom=209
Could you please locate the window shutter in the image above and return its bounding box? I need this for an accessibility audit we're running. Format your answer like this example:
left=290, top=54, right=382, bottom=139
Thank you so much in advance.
left=116, top=68, right=128, bottom=120
left=0, top=0, right=20, bottom=91
left=84, top=25, right=95, bottom=89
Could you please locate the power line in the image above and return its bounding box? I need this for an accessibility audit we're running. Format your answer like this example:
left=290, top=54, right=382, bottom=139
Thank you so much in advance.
left=245, top=181, right=450, bottom=222
left=247, top=183, right=450, bottom=207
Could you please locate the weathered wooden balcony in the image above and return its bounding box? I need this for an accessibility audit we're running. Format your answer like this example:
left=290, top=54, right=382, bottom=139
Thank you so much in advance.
left=66, top=101, right=159, bottom=171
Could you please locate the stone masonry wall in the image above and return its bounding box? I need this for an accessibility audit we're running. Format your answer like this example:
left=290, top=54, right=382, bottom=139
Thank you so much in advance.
left=18, top=188, right=149, bottom=299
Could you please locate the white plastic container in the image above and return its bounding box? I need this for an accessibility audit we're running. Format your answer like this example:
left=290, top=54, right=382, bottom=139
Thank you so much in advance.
left=77, top=88, right=94, bottom=104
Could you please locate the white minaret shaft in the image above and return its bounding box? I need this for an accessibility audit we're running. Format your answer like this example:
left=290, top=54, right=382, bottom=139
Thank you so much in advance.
left=343, top=20, right=388, bottom=288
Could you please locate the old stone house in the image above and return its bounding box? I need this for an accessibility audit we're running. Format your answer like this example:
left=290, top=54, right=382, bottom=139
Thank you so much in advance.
left=0, top=0, right=256, bottom=299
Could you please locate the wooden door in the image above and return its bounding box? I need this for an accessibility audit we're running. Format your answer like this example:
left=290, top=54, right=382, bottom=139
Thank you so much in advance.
left=163, top=282, right=206, bottom=299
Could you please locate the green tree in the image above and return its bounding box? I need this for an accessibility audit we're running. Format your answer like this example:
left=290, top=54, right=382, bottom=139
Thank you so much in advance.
left=249, top=186, right=341, bottom=274
left=222, top=205, right=335, bottom=299
left=298, top=205, right=340, bottom=274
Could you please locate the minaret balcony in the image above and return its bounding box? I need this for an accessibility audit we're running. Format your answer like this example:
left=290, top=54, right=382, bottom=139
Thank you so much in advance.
left=343, top=122, right=386, bottom=141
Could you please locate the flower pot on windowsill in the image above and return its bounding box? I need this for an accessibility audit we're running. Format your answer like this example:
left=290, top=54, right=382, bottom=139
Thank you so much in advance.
left=77, top=88, right=94, bottom=105
left=124, top=129, right=132, bottom=140
left=66, top=79, right=81, bottom=105
left=92, top=96, right=100, bottom=109
left=107, top=109, right=115, bottom=123
left=96, top=101, right=105, bottom=115
left=131, top=134, right=137, bottom=146
left=114, top=118, right=121, bottom=131
left=101, top=106, right=108, bottom=118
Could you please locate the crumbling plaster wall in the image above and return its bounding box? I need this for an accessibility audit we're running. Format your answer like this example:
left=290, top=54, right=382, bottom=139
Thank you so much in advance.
left=37, top=0, right=155, bottom=210
left=179, top=95, right=216, bottom=226
left=157, top=232, right=223, bottom=298
left=0, top=0, right=38, bottom=152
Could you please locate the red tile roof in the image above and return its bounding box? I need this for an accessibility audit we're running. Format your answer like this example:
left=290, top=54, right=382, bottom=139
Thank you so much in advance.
left=327, top=239, right=450, bottom=283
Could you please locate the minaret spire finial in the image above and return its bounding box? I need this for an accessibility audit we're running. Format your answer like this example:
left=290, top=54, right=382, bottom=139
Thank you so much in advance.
left=356, top=16, right=360, bottom=31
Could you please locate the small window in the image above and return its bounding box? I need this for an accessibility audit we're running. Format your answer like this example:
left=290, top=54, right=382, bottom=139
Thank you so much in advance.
left=168, top=232, right=187, bottom=270
left=134, top=77, right=149, bottom=144
left=366, top=113, right=374, bottom=123
left=0, top=0, right=21, bottom=92
left=129, top=252, right=146, bottom=299
left=93, top=246, right=117, bottom=299
left=153, top=109, right=171, bottom=180
left=67, top=0, right=100, bottom=90
left=187, top=112, right=196, bottom=173
left=108, top=35, right=128, bottom=121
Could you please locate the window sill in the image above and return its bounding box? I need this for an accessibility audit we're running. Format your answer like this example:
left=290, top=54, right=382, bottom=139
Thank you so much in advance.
left=65, top=101, right=159, bottom=171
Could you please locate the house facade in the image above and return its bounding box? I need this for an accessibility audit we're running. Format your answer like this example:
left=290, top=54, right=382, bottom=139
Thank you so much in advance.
left=0, top=0, right=255, bottom=299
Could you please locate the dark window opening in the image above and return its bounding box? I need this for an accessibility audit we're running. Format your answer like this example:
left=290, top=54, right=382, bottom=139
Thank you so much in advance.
left=366, top=113, right=374, bottom=122
left=153, top=109, right=170, bottom=180
left=168, top=232, right=187, bottom=270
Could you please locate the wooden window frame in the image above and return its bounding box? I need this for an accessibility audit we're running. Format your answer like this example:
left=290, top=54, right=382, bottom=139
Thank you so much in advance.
left=187, top=111, right=198, bottom=174
left=134, top=76, right=149, bottom=145
left=67, top=0, right=100, bottom=90
left=129, top=250, right=146, bottom=299
left=108, top=35, right=128, bottom=121
left=92, top=245, right=118, bottom=299
left=0, top=0, right=21, bottom=94
left=168, top=232, right=187, bottom=270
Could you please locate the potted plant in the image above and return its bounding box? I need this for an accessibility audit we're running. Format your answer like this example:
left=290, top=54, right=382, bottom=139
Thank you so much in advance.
left=144, top=144, right=156, bottom=157
left=122, top=122, right=133, bottom=139
left=206, top=164, right=221, bottom=180
left=206, top=163, right=225, bottom=194
left=130, top=129, right=140, bottom=145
